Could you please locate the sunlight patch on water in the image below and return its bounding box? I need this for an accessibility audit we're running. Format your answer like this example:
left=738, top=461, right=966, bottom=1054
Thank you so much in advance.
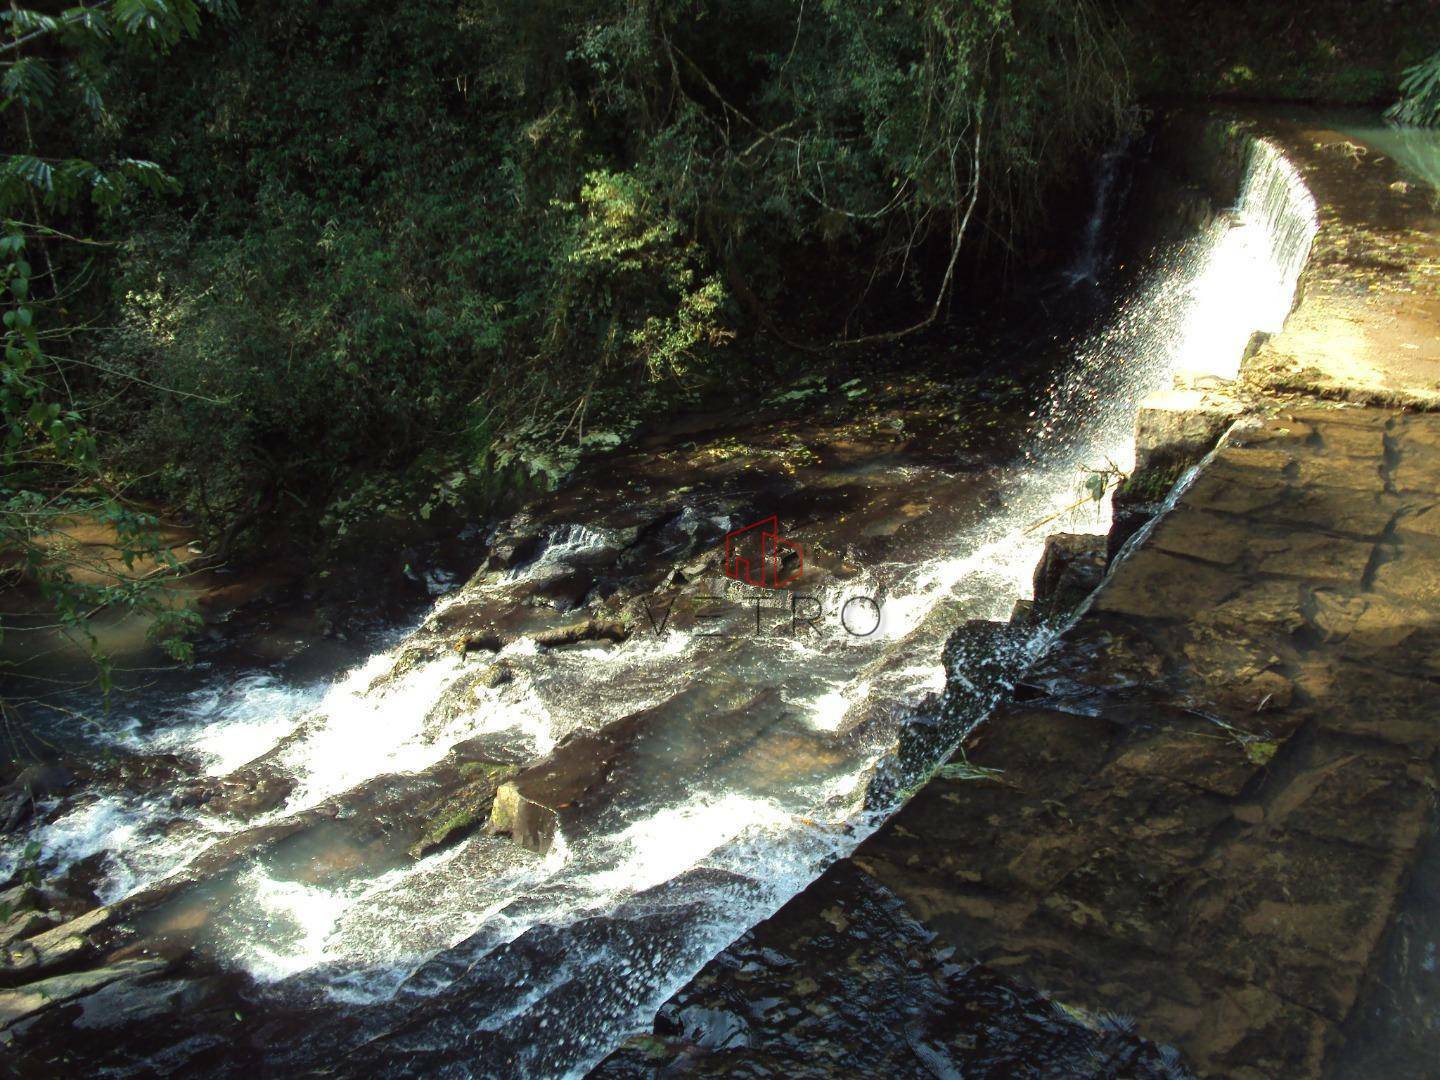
left=578, top=794, right=791, bottom=900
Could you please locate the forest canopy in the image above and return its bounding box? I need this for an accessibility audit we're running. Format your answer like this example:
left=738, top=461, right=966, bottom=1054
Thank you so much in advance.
left=6, top=1, right=1133, bottom=560
left=2, top=0, right=1431, bottom=601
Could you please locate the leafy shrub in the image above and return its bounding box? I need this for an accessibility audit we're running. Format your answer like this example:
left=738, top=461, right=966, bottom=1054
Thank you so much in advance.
left=552, top=170, right=733, bottom=380
left=39, top=0, right=1133, bottom=556
left=1388, top=49, right=1440, bottom=126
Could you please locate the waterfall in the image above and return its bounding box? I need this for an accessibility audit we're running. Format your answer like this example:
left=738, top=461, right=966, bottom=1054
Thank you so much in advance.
left=1172, top=138, right=1318, bottom=381
left=1, top=130, right=1323, bottom=1078
left=1064, top=140, right=1132, bottom=288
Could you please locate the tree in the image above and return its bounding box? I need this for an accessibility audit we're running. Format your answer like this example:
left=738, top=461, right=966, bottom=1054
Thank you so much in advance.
left=2, top=0, right=1133, bottom=578
left=1, top=2, right=225, bottom=717
left=558, top=0, right=1132, bottom=344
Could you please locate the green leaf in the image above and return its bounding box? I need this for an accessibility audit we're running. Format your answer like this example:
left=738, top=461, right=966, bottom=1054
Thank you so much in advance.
left=61, top=5, right=113, bottom=36
left=1, top=9, right=61, bottom=34
left=64, top=60, right=110, bottom=121
left=117, top=158, right=180, bottom=196
left=1245, top=740, right=1280, bottom=766
left=1, top=57, right=58, bottom=108
left=6, top=155, right=55, bottom=194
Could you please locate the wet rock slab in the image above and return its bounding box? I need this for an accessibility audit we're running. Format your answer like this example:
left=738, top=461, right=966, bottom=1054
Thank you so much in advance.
left=592, top=862, right=1189, bottom=1079
left=867, top=411, right=1440, bottom=1079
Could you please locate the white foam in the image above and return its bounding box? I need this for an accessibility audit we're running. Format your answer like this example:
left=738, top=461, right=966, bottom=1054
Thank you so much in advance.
left=1174, top=139, right=1318, bottom=380
left=234, top=868, right=354, bottom=981
left=156, top=674, right=322, bottom=776
left=14, top=793, right=201, bottom=904
left=576, top=794, right=791, bottom=900
left=279, top=653, right=470, bottom=808
left=503, top=524, right=615, bottom=584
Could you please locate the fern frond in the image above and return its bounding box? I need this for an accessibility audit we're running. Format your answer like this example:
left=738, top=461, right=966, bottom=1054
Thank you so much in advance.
left=1387, top=49, right=1440, bottom=127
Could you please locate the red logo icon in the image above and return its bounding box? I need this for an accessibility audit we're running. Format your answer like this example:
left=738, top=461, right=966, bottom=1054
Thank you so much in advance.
left=724, top=515, right=803, bottom=588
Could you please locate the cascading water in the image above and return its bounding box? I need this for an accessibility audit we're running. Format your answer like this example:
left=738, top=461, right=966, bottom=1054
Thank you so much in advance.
left=1173, top=139, right=1318, bottom=381
left=1, top=134, right=1320, bottom=1077
left=1064, top=139, right=1133, bottom=289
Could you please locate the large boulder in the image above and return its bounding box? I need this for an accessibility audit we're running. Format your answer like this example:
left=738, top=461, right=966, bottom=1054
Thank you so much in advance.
left=0, top=763, right=75, bottom=834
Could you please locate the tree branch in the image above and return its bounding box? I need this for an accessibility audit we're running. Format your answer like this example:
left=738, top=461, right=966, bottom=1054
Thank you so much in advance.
left=834, top=106, right=983, bottom=348
left=1, top=3, right=106, bottom=57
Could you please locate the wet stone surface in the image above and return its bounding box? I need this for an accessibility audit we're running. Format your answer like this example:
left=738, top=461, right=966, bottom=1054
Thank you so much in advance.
left=592, top=862, right=1189, bottom=1079
left=1240, top=112, right=1440, bottom=411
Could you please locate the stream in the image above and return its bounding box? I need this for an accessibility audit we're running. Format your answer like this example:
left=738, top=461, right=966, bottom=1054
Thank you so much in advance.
left=0, top=137, right=1317, bottom=1077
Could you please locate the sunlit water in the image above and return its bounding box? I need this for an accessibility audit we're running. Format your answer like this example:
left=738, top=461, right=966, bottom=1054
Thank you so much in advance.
left=1342, top=121, right=1440, bottom=194
left=1, top=138, right=1318, bottom=1077
left=1173, top=139, right=1316, bottom=380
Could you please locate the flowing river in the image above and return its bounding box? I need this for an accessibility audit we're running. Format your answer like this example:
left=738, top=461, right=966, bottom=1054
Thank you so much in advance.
left=0, top=138, right=1317, bottom=1077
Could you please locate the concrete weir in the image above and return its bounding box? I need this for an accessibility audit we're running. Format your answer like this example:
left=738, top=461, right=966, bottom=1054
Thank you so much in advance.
left=596, top=114, right=1440, bottom=1079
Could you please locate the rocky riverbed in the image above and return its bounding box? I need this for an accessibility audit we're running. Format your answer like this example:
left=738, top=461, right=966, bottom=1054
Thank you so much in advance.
left=2, top=331, right=1128, bottom=1075
left=5, top=110, right=1426, bottom=1079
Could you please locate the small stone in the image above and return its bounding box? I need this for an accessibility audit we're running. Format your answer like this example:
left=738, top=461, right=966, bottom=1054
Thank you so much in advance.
left=478, top=661, right=512, bottom=690
left=1233, top=804, right=1265, bottom=824
left=205, top=768, right=294, bottom=819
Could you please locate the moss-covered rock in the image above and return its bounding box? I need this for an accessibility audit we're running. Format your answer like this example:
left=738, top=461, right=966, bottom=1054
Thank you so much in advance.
left=408, top=765, right=519, bottom=860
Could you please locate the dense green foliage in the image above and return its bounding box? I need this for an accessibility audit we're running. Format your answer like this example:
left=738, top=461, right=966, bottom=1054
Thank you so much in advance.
left=6, top=0, right=1431, bottom=621
left=1389, top=49, right=1440, bottom=126
left=51, top=0, right=1132, bottom=554
left=2, top=1, right=224, bottom=676
left=1125, top=1, right=1434, bottom=107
